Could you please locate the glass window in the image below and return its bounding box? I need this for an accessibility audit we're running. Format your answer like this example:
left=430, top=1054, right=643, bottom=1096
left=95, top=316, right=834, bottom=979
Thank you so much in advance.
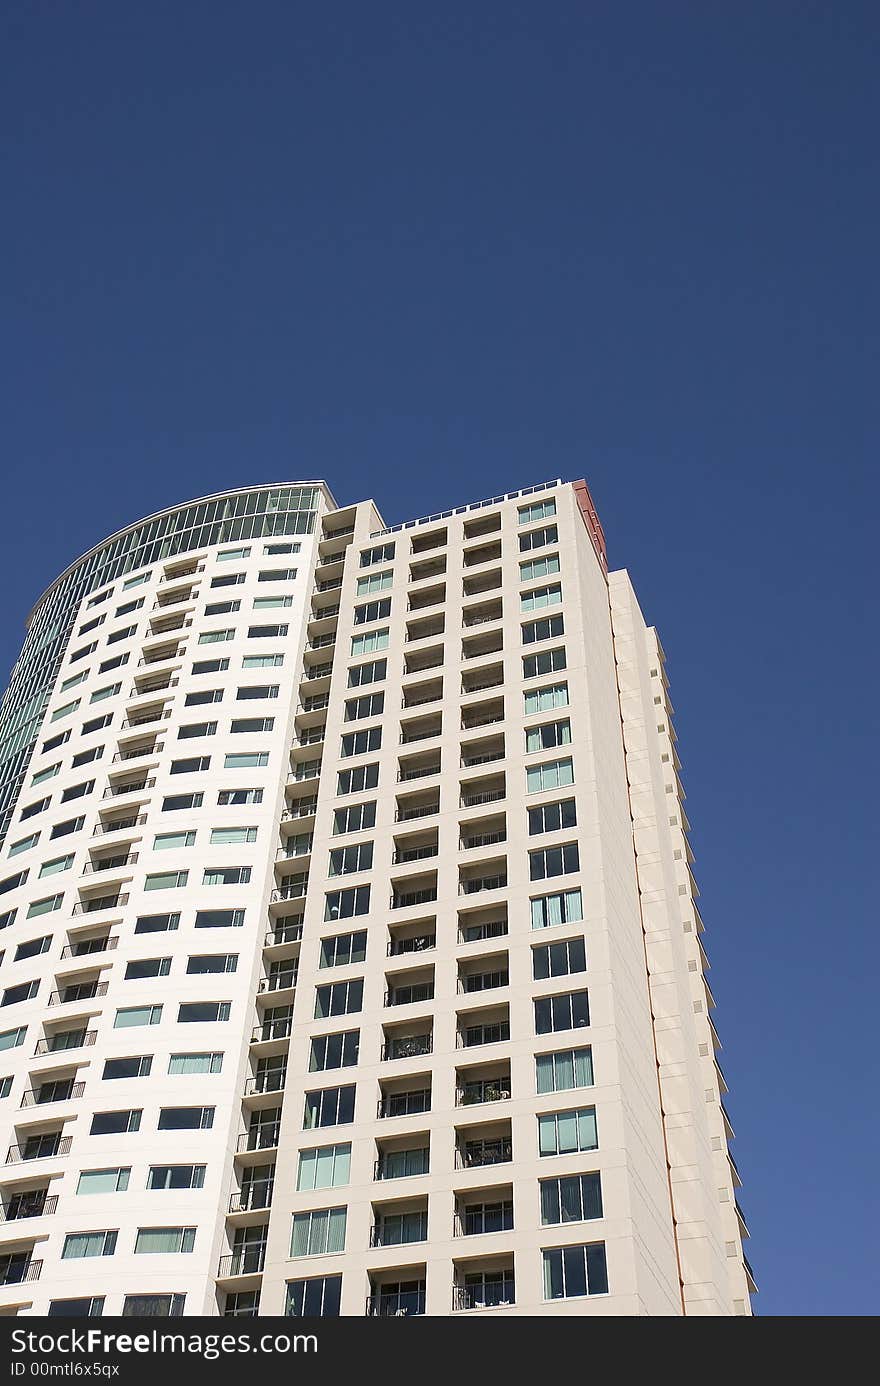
left=534, top=989, right=590, bottom=1034
left=157, top=1106, right=215, bottom=1130
left=62, top=1231, right=118, bottom=1259
left=524, top=683, right=569, bottom=716
left=356, top=571, right=393, bottom=595
left=537, top=1106, right=598, bottom=1156
left=284, top=1276, right=341, bottom=1317
left=134, top=1227, right=197, bottom=1254
left=532, top=937, right=586, bottom=980
left=303, top=1085, right=356, bottom=1129
left=542, top=1242, right=608, bottom=1299
left=242, top=654, right=284, bottom=668
left=518, top=497, right=557, bottom=524
left=168, top=1053, right=223, bottom=1075
left=114, top=1006, right=162, bottom=1028
left=520, top=554, right=561, bottom=582
left=38, top=854, right=74, bottom=877
left=529, top=842, right=580, bottom=881
left=290, top=1207, right=346, bottom=1257
left=540, top=1173, right=603, bottom=1225
left=296, top=1143, right=351, bottom=1191
left=77, top=1168, right=131, bottom=1195
left=224, top=752, right=269, bottom=769
left=144, top=871, right=189, bottom=891
left=535, top=1046, right=594, bottom=1094
left=350, top=629, right=389, bottom=657
left=522, top=614, right=565, bottom=645
left=323, top=887, right=370, bottom=922
left=336, top=764, right=379, bottom=795
left=147, top=1165, right=207, bottom=1189
left=530, top=888, right=583, bottom=931
left=209, top=827, right=257, bottom=845
left=153, top=832, right=196, bottom=851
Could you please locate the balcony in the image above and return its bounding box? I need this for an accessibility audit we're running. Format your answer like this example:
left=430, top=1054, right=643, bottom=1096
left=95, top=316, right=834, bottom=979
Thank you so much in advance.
left=281, top=800, right=318, bottom=821
left=111, top=744, right=161, bottom=764
left=257, top=970, right=297, bottom=996
left=6, top=1135, right=73, bottom=1164
left=0, top=1191, right=58, bottom=1221
left=384, top=982, right=434, bottom=1008
left=102, top=779, right=154, bottom=799
left=407, top=584, right=445, bottom=613
left=390, top=887, right=437, bottom=910
left=396, top=763, right=441, bottom=784
left=387, top=933, right=436, bottom=957
left=394, top=799, right=439, bottom=823
left=302, top=661, right=333, bottom=681
left=366, top=1286, right=425, bottom=1317
left=60, top=935, right=117, bottom=959
left=270, top=880, right=308, bottom=904
left=459, top=874, right=507, bottom=896
left=377, top=1089, right=431, bottom=1120
left=460, top=749, right=504, bottom=769
left=48, top=980, right=108, bottom=1006
left=82, top=854, right=138, bottom=874
left=399, top=721, right=442, bottom=746
left=400, top=680, right=442, bottom=710
left=20, top=1082, right=85, bottom=1107
left=374, top=1148, right=430, bottom=1181
left=121, top=708, right=169, bottom=729
left=369, top=1211, right=428, bottom=1248
left=457, top=962, right=509, bottom=994
left=228, top=1181, right=274, bottom=1214
left=137, top=645, right=184, bottom=668
left=409, top=557, right=446, bottom=583
left=72, top=894, right=128, bottom=915
left=460, top=788, right=505, bottom=809
left=93, top=814, right=146, bottom=836
left=455, top=1077, right=511, bottom=1107
left=461, top=664, right=504, bottom=695
left=250, top=1017, right=292, bottom=1045
left=218, top=1247, right=266, bottom=1278
left=457, top=1021, right=510, bottom=1049
left=460, top=830, right=506, bottom=851
left=462, top=601, right=502, bottom=628
left=453, top=1195, right=513, bottom=1238
left=34, top=1030, right=96, bottom=1056
left=403, top=648, right=444, bottom=675
left=461, top=631, right=503, bottom=661
left=455, top=1137, right=512, bottom=1170
left=391, top=844, right=438, bottom=866
left=0, top=1258, right=43, bottom=1286
left=243, top=1071, right=286, bottom=1097
left=263, top=921, right=303, bottom=947
left=453, top=1275, right=514, bottom=1311
left=462, top=541, right=502, bottom=568
left=458, top=911, right=508, bottom=945
left=381, top=1035, right=433, bottom=1062
left=129, top=674, right=178, bottom=696
left=236, top=1126, right=280, bottom=1155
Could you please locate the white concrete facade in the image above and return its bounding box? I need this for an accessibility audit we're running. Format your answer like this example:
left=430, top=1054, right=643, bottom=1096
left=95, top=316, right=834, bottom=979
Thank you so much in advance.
left=0, top=479, right=753, bottom=1317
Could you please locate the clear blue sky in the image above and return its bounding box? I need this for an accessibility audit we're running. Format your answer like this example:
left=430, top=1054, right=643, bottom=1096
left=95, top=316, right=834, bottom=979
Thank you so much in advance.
left=1, top=2, right=876, bottom=1316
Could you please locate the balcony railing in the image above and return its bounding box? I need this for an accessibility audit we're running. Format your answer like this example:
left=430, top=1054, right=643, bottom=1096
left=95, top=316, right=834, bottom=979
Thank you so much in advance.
left=244, top=1072, right=286, bottom=1096
left=459, top=876, right=507, bottom=895
left=121, top=709, right=169, bottom=728
left=369, top=1220, right=428, bottom=1248
left=377, top=1091, right=431, bottom=1119
left=60, top=936, right=117, bottom=959
left=455, top=1080, right=511, bottom=1107
left=72, top=895, right=129, bottom=915
left=20, top=1082, right=85, bottom=1107
left=400, top=692, right=441, bottom=709
left=0, top=1259, right=43, bottom=1286
left=264, top=922, right=303, bottom=947
left=218, top=1247, right=266, bottom=1277
left=460, top=790, right=505, bottom=808
left=381, top=1035, right=433, bottom=1061
left=228, top=1182, right=274, bottom=1214
left=460, top=751, right=504, bottom=768
left=282, top=800, right=318, bottom=820
left=387, top=934, right=435, bottom=956
left=103, top=780, right=154, bottom=799
left=458, top=971, right=509, bottom=994
left=457, top=1022, right=510, bottom=1049
left=394, top=803, right=439, bottom=822
left=391, top=845, right=438, bottom=864
left=366, top=1289, right=425, bottom=1317
left=270, top=884, right=308, bottom=903
left=385, top=985, right=434, bottom=1007
left=82, top=855, right=138, bottom=874
left=48, top=981, right=109, bottom=1006
left=396, top=765, right=440, bottom=783
left=6, top=1136, right=73, bottom=1164
left=0, top=1193, right=58, bottom=1221
left=93, top=814, right=147, bottom=836
left=257, top=972, right=297, bottom=994
left=455, top=1138, right=512, bottom=1169
left=460, top=832, right=506, bottom=850
left=111, top=746, right=160, bottom=764
left=453, top=1205, right=514, bottom=1237
left=458, top=920, right=508, bottom=944
left=34, top=1030, right=97, bottom=1056
left=390, top=889, right=437, bottom=909
left=251, top=1019, right=292, bottom=1044
left=453, top=1280, right=514, bottom=1311
left=236, top=1127, right=280, bottom=1155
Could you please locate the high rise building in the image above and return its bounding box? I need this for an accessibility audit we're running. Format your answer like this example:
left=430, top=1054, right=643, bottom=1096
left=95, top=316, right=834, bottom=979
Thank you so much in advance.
left=0, top=479, right=754, bottom=1318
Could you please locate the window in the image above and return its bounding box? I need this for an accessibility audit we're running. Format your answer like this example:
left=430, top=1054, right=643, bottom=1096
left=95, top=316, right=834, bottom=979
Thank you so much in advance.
left=210, top=827, right=257, bottom=845
left=134, top=912, right=180, bottom=935
left=247, top=623, right=288, bottom=638
left=9, top=833, right=39, bottom=856
left=90, top=683, right=121, bottom=703
left=525, top=719, right=571, bottom=753
left=303, top=1085, right=355, bottom=1129
left=162, top=792, right=204, bottom=812
left=354, top=598, right=391, bottom=626
left=192, top=657, right=230, bottom=673
left=538, top=1106, right=598, bottom=1156
left=51, top=699, right=81, bottom=722
left=170, top=756, right=211, bottom=774
left=264, top=542, right=300, bottom=555
left=168, top=1053, right=223, bottom=1075
left=259, top=565, right=298, bottom=579
left=534, top=990, right=590, bottom=1035
left=211, top=572, right=245, bottom=588
left=147, top=1165, right=206, bottom=1189
left=528, top=799, right=577, bottom=835
left=198, top=629, right=235, bottom=645
left=99, top=654, right=128, bottom=673
left=319, top=930, right=367, bottom=968
left=522, top=614, right=565, bottom=645
left=204, top=600, right=241, bottom=616
left=2, top=981, right=39, bottom=1006
left=195, top=909, right=245, bottom=929
left=42, top=730, right=71, bottom=753
left=121, top=1294, right=185, bottom=1317
left=153, top=831, right=196, bottom=851
left=230, top=717, right=274, bottom=733
left=157, top=1106, right=215, bottom=1130
left=0, top=1076, right=14, bottom=1096
left=526, top=757, right=574, bottom=794
left=360, top=542, right=395, bottom=567
left=114, top=1006, right=162, bottom=1028
left=77, top=1168, right=131, bottom=1195
left=62, top=1231, right=118, bottom=1259
left=61, top=779, right=94, bottom=802
left=336, top=763, right=379, bottom=795
left=0, top=908, right=16, bottom=929
left=134, top=1227, right=196, bottom=1255
left=0, top=869, right=28, bottom=893
left=81, top=714, right=113, bottom=735
left=536, top=1047, right=594, bottom=1094
left=224, top=752, right=269, bottom=769
left=218, top=788, right=264, bottom=807
left=252, top=595, right=293, bottom=610
left=520, top=555, right=561, bottom=583
left=202, top=866, right=251, bottom=886
left=356, top=570, right=393, bottom=595
left=524, top=683, right=569, bottom=716
left=542, top=1242, right=608, bottom=1299
left=26, top=894, right=62, bottom=918
left=0, top=1027, right=26, bottom=1051
left=314, top=980, right=363, bottom=1020
left=350, top=628, right=389, bottom=657
left=125, top=958, right=171, bottom=980
left=328, top=842, right=373, bottom=876
left=340, top=728, right=381, bottom=757
left=218, top=546, right=251, bottom=561
left=347, top=689, right=389, bottom=729
left=529, top=843, right=580, bottom=881
left=324, top=887, right=370, bottom=922
left=115, top=597, right=144, bottom=617
left=290, top=1207, right=347, bottom=1257
left=185, top=689, right=223, bottom=706
left=39, top=854, right=74, bottom=877
left=14, top=935, right=50, bottom=961
left=90, top=1110, right=142, bottom=1135
left=21, top=797, right=50, bottom=819
left=144, top=870, right=189, bottom=890
left=107, top=624, right=137, bottom=645
left=186, top=954, right=238, bottom=975
left=540, top=1173, right=602, bottom=1225
left=236, top=684, right=279, bottom=700
left=31, top=763, right=60, bottom=785
left=531, top=888, right=583, bottom=931
left=309, top=1030, right=360, bottom=1071
left=178, top=1001, right=231, bottom=1023
left=71, top=746, right=103, bottom=767
left=347, top=658, right=387, bottom=688
left=88, top=589, right=112, bottom=606
left=296, top=1143, right=351, bottom=1191
left=242, top=654, right=284, bottom=668
left=178, top=721, right=217, bottom=740
left=48, top=1298, right=105, bottom=1317
left=332, top=802, right=376, bottom=835
left=103, top=1057, right=152, bottom=1079
left=518, top=497, right=557, bottom=524
left=285, top=1276, right=341, bottom=1318
left=50, top=816, right=85, bottom=838
left=123, top=571, right=152, bottom=589
left=532, top=937, right=587, bottom=980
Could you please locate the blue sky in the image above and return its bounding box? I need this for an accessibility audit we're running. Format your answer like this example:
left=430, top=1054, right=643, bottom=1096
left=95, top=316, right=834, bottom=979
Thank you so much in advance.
left=1, top=2, right=876, bottom=1315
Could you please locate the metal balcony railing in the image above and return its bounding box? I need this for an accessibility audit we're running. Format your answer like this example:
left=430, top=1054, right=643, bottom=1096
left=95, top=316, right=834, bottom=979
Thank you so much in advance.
left=460, top=832, right=506, bottom=850
left=454, top=1138, right=512, bottom=1169
left=459, top=876, right=507, bottom=895
left=218, top=1247, right=266, bottom=1277
left=394, top=803, right=439, bottom=822
left=384, top=985, right=434, bottom=1007
left=390, top=889, right=437, bottom=909
left=48, top=981, right=108, bottom=1006
left=373, top=1152, right=430, bottom=1181
left=377, top=1091, right=431, bottom=1119
left=458, top=971, right=509, bottom=994
left=250, top=1019, right=292, bottom=1044
left=228, top=1183, right=273, bottom=1214
left=0, top=1259, right=43, bottom=1286
left=453, top=1205, right=513, bottom=1237
left=281, top=800, right=318, bottom=820
left=457, top=1023, right=511, bottom=1049
left=243, top=1073, right=286, bottom=1096
left=381, top=1035, right=433, bottom=1061
left=263, top=922, right=303, bottom=947
left=455, top=1081, right=511, bottom=1107
left=365, top=1289, right=425, bottom=1317
left=20, top=1082, right=85, bottom=1107
left=387, top=935, right=435, bottom=956
left=460, top=751, right=504, bottom=768
left=0, top=1193, right=58, bottom=1221
left=111, top=745, right=160, bottom=764
left=236, top=1128, right=280, bottom=1155
left=102, top=780, right=154, bottom=799
left=93, top=814, right=146, bottom=835
left=60, top=936, right=117, bottom=959
left=369, top=1220, right=428, bottom=1248
left=396, top=765, right=441, bottom=783
left=72, top=894, right=129, bottom=914
left=82, top=855, right=138, bottom=873
left=128, top=676, right=178, bottom=696
left=34, top=1030, right=96, bottom=1056
left=460, top=790, right=505, bottom=808
left=400, top=692, right=442, bottom=709
left=452, top=1281, right=514, bottom=1311
left=391, top=845, right=438, bottom=864
left=399, top=728, right=441, bottom=745
left=257, top=973, right=297, bottom=994
left=6, top=1136, right=73, bottom=1164
left=458, top=920, right=508, bottom=944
